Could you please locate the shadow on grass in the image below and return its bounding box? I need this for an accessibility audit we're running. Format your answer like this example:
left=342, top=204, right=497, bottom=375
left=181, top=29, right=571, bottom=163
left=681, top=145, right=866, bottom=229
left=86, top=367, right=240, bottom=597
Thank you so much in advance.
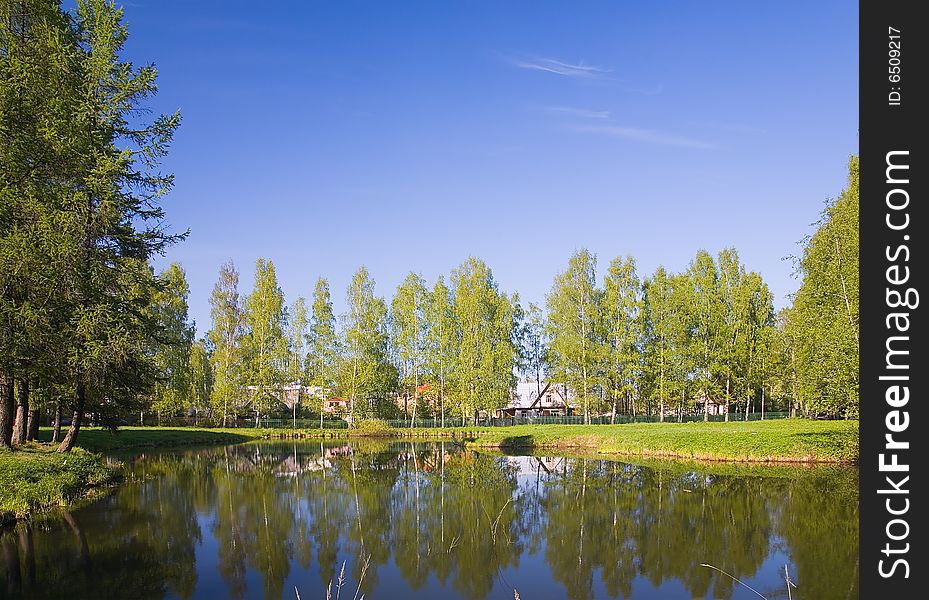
left=37, top=429, right=254, bottom=452
left=789, top=430, right=859, bottom=462
left=497, top=435, right=537, bottom=451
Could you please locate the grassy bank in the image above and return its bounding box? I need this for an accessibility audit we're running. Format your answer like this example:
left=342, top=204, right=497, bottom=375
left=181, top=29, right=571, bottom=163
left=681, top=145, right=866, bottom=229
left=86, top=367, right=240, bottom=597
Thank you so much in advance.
left=35, top=427, right=264, bottom=452
left=0, top=446, right=117, bottom=526
left=30, top=418, right=859, bottom=464
left=3, top=419, right=854, bottom=525
left=235, top=418, right=857, bottom=462
left=459, top=419, right=858, bottom=463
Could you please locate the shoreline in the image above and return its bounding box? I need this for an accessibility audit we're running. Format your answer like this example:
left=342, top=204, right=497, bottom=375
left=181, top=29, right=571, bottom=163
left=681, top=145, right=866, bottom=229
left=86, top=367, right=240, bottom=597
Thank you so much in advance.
left=3, top=419, right=857, bottom=526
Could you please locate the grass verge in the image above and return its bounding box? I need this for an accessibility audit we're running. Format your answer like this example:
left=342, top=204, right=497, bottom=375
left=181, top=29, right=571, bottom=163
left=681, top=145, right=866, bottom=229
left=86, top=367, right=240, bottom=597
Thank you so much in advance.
left=36, top=418, right=859, bottom=463
left=0, top=445, right=117, bottom=526
left=460, top=419, right=858, bottom=463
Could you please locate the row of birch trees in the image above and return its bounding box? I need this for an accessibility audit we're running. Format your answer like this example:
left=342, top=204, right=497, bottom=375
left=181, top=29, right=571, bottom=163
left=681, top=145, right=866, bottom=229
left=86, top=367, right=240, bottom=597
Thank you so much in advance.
left=180, top=153, right=860, bottom=425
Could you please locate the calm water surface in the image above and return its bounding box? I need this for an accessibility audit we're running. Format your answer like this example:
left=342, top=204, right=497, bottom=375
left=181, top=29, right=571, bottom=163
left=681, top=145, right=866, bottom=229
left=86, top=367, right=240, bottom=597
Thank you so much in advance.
left=1, top=441, right=858, bottom=600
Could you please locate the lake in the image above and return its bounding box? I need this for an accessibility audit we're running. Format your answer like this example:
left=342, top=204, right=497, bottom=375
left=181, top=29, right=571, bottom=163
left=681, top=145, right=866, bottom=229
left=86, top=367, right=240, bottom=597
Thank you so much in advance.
left=1, top=441, right=858, bottom=599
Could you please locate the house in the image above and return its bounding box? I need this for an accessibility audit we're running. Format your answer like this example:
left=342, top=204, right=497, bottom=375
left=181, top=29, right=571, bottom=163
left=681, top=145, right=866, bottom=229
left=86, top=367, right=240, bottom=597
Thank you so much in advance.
left=393, top=383, right=434, bottom=415
left=244, top=383, right=328, bottom=410
left=495, top=380, right=574, bottom=418
left=693, top=389, right=727, bottom=415
left=323, top=397, right=350, bottom=413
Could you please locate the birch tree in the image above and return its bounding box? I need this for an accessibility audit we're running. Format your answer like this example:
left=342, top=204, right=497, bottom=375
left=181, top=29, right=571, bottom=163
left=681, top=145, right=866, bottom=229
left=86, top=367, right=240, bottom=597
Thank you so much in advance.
left=148, top=263, right=195, bottom=423
left=307, top=278, right=339, bottom=424
left=391, top=272, right=428, bottom=425
left=341, top=266, right=394, bottom=422
left=243, top=258, right=287, bottom=425
left=424, top=276, right=457, bottom=426
left=643, top=266, right=673, bottom=421
left=602, top=256, right=642, bottom=420
left=546, top=249, right=603, bottom=424
left=451, top=257, right=517, bottom=422
left=687, top=250, right=724, bottom=421
left=787, top=156, right=859, bottom=417
left=520, top=302, right=549, bottom=397
left=208, top=261, right=245, bottom=427
left=286, top=296, right=308, bottom=424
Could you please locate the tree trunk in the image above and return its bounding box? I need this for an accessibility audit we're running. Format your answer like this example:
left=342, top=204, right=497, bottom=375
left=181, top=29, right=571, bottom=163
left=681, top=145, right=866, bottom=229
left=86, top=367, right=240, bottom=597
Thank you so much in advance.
left=724, top=377, right=730, bottom=422
left=440, top=373, right=445, bottom=428
left=57, top=384, right=86, bottom=453
left=26, top=409, right=39, bottom=441
left=13, top=379, right=29, bottom=445
left=51, top=400, right=62, bottom=444
left=582, top=367, right=589, bottom=425
left=0, top=374, right=14, bottom=450
left=610, top=395, right=616, bottom=424
left=761, top=385, right=767, bottom=420
left=410, top=371, right=418, bottom=429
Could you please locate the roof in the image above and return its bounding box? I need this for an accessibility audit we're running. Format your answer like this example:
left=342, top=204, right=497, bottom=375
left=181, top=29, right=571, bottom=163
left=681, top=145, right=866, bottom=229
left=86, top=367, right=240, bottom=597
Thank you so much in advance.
left=509, top=381, right=569, bottom=409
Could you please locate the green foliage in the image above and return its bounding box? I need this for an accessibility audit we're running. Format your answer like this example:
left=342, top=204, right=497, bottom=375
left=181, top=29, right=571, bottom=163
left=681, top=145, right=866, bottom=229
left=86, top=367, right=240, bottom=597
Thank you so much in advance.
left=340, top=266, right=396, bottom=421
left=349, top=418, right=395, bottom=437
left=1, top=0, right=184, bottom=449
left=602, top=256, right=643, bottom=416
left=286, top=296, right=308, bottom=383
left=391, top=272, right=428, bottom=416
left=148, top=263, right=195, bottom=417
left=546, top=249, right=604, bottom=423
left=787, top=156, right=859, bottom=417
left=519, top=302, right=549, bottom=384
left=451, top=257, right=519, bottom=419
left=187, top=339, right=212, bottom=412
left=207, top=261, right=245, bottom=424
left=307, top=278, right=339, bottom=387
left=423, top=276, right=457, bottom=423
left=243, top=258, right=288, bottom=419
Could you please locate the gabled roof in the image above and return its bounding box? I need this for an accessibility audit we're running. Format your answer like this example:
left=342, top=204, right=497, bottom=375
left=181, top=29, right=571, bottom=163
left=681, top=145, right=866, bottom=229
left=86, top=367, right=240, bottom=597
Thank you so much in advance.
left=510, top=381, right=569, bottom=409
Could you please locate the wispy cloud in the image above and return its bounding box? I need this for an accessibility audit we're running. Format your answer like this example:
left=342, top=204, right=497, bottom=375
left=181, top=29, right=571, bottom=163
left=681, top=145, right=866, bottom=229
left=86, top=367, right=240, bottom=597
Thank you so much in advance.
left=511, top=56, right=611, bottom=78
left=544, top=106, right=611, bottom=119
left=571, top=124, right=715, bottom=149
left=690, top=120, right=766, bottom=135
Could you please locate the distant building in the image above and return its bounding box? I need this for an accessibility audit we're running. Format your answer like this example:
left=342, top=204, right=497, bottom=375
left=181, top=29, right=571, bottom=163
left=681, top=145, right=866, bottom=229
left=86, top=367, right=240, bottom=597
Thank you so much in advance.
left=244, top=383, right=329, bottom=410
left=693, top=389, right=727, bottom=415
left=323, top=397, right=350, bottom=413
left=495, top=380, right=575, bottom=418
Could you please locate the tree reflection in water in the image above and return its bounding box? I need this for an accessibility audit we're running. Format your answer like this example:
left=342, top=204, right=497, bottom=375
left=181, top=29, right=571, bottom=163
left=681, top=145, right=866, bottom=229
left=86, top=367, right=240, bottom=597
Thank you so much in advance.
left=0, top=442, right=858, bottom=600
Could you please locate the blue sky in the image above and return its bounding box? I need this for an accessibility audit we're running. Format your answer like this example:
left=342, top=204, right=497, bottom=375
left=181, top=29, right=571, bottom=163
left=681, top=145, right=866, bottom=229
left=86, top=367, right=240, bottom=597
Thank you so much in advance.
left=124, top=1, right=858, bottom=335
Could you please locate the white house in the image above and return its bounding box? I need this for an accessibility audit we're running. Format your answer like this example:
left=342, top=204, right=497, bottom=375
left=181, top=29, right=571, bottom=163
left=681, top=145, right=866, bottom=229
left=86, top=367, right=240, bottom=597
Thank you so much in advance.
left=495, top=380, right=574, bottom=418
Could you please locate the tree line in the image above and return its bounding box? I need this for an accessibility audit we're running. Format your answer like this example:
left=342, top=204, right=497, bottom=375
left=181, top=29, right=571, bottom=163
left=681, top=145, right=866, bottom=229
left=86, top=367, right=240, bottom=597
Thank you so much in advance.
left=155, top=156, right=859, bottom=429
left=0, top=0, right=859, bottom=452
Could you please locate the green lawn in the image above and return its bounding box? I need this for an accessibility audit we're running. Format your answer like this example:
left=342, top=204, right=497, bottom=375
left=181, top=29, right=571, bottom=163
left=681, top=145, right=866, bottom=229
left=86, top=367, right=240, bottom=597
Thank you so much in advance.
left=0, top=445, right=116, bottom=526
left=458, top=419, right=859, bottom=463
left=34, top=419, right=859, bottom=462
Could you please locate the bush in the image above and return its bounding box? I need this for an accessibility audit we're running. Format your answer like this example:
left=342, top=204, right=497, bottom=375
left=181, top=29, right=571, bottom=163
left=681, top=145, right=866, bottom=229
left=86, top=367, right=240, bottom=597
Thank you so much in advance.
left=349, top=418, right=394, bottom=436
